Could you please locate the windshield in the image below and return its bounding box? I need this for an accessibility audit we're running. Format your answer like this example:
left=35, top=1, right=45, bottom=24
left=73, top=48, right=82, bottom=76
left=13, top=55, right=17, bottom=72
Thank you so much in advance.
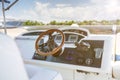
left=0, top=0, right=120, bottom=34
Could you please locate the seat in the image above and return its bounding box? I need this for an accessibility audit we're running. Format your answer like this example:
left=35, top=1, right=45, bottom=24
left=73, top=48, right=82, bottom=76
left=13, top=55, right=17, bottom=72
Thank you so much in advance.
left=0, top=33, right=63, bottom=80
left=25, top=64, right=62, bottom=80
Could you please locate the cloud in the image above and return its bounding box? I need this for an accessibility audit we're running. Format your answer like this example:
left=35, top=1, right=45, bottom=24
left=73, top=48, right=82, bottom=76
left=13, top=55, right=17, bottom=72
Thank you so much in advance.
left=6, top=0, right=120, bottom=23
left=35, top=0, right=120, bottom=22
left=56, top=4, right=71, bottom=7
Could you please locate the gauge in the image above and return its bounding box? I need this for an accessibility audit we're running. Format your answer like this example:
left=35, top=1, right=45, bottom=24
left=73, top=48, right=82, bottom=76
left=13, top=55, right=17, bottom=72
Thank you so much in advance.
left=77, top=57, right=84, bottom=65
left=85, top=58, right=93, bottom=65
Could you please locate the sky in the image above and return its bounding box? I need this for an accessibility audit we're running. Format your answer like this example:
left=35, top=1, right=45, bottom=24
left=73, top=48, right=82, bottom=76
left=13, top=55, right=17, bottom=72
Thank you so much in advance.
left=0, top=0, right=120, bottom=23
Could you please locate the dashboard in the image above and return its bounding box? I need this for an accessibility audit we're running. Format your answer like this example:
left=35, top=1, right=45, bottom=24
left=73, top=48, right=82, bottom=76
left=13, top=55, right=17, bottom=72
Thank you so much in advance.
left=33, top=39, right=104, bottom=68
left=15, top=27, right=115, bottom=75
left=32, top=28, right=105, bottom=68
left=33, top=31, right=106, bottom=68
left=18, top=28, right=112, bottom=69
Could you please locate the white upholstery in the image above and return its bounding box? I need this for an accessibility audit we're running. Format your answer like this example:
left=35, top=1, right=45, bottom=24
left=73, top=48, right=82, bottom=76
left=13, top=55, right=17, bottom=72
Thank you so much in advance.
left=0, top=33, right=29, bottom=80
left=0, top=33, right=63, bottom=80
left=25, top=64, right=63, bottom=80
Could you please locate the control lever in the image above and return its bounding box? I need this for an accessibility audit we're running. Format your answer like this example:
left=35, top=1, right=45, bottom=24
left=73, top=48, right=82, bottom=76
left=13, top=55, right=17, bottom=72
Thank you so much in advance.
left=75, top=42, right=79, bottom=47
left=94, top=48, right=103, bottom=59
left=75, top=41, right=90, bottom=52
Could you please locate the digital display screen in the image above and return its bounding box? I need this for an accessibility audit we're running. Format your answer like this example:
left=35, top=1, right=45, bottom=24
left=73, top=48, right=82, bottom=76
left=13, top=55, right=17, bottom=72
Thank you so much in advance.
left=68, top=35, right=78, bottom=42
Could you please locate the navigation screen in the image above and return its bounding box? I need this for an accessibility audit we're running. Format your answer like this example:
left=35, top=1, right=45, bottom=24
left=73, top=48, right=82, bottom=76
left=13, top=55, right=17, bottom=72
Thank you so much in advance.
left=68, top=35, right=78, bottom=42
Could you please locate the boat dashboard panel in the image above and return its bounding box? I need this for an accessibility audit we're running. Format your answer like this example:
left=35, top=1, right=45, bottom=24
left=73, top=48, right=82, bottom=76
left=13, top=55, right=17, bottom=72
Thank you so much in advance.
left=15, top=27, right=115, bottom=73
left=33, top=40, right=104, bottom=68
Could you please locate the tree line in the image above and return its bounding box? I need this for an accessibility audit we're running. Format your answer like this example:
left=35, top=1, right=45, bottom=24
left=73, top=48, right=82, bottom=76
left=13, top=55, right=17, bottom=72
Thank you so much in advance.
left=23, top=20, right=120, bottom=26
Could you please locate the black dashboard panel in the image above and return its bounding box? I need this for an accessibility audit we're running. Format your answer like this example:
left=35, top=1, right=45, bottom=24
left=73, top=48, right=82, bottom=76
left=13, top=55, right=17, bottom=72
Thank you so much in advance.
left=33, top=40, right=104, bottom=68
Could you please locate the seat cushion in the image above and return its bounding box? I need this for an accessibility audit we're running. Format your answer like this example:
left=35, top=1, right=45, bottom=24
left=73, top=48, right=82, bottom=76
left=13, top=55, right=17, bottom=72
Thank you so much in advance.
left=25, top=64, right=63, bottom=80
left=0, top=33, right=29, bottom=80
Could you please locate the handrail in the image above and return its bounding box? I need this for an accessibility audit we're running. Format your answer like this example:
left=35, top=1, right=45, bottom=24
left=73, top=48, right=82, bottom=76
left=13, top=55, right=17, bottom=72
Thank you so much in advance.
left=4, top=0, right=19, bottom=11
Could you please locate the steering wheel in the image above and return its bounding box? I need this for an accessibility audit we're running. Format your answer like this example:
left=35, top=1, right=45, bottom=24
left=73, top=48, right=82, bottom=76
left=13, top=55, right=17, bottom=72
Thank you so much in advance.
left=35, top=29, right=65, bottom=56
